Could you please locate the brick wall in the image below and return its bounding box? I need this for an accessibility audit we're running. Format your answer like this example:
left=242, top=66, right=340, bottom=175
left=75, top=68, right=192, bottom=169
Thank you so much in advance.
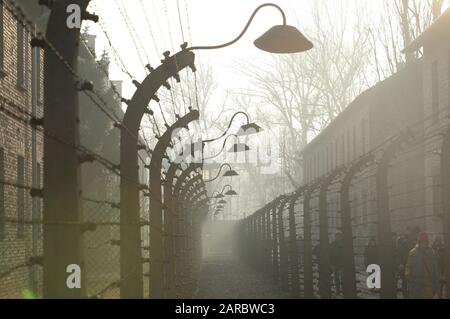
left=0, top=0, right=44, bottom=298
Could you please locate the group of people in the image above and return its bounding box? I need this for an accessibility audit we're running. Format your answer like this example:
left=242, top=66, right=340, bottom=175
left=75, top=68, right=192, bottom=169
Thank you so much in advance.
left=306, top=228, right=446, bottom=298
left=364, top=228, right=446, bottom=299
left=395, top=228, right=446, bottom=299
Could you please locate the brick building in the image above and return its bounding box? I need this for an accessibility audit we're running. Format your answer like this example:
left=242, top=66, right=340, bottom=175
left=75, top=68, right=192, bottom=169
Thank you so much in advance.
left=299, top=8, right=450, bottom=274
left=405, top=8, right=450, bottom=238
left=0, top=0, right=44, bottom=298
left=0, top=0, right=134, bottom=298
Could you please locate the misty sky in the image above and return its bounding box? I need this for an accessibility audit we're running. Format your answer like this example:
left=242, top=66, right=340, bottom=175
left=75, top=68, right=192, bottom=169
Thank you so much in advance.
left=84, top=0, right=450, bottom=145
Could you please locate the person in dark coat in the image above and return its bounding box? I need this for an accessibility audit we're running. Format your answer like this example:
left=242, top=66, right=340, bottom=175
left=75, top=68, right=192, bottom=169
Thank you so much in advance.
left=405, top=232, right=440, bottom=299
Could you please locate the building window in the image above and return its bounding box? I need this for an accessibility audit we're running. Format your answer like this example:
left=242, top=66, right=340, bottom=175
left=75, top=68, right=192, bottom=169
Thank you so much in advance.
left=432, top=61, right=439, bottom=124
left=17, top=20, right=26, bottom=89
left=432, top=175, right=442, bottom=216
left=0, top=148, right=4, bottom=240
left=0, top=0, right=4, bottom=74
left=17, top=155, right=25, bottom=238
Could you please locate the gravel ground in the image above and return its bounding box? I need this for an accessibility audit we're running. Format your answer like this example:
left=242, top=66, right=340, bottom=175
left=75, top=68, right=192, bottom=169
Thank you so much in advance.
left=194, top=254, right=293, bottom=299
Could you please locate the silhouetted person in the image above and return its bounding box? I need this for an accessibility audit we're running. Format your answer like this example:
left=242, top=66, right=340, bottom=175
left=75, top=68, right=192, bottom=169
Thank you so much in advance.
left=405, top=232, right=439, bottom=299
left=432, top=236, right=445, bottom=298
left=330, top=232, right=344, bottom=295
left=364, top=237, right=378, bottom=268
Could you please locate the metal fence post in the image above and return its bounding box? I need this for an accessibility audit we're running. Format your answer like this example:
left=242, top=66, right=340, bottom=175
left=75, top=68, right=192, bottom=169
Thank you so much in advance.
left=303, top=186, right=316, bottom=298
left=376, top=133, right=410, bottom=299
left=288, top=191, right=303, bottom=297
left=271, top=204, right=279, bottom=283
left=318, top=169, right=344, bottom=298
left=278, top=198, right=289, bottom=290
left=148, top=110, right=199, bottom=298
left=340, top=155, right=373, bottom=299
left=43, top=0, right=91, bottom=298
left=265, top=207, right=272, bottom=276
left=120, top=49, right=195, bottom=298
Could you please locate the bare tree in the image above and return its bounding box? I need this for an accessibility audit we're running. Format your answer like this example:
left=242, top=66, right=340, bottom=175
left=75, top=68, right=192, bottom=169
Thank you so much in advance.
left=370, top=0, right=443, bottom=77
left=232, top=0, right=372, bottom=192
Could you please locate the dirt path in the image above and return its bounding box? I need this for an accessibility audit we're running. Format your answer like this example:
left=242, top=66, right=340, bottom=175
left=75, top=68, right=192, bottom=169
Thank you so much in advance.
left=194, top=254, right=292, bottom=299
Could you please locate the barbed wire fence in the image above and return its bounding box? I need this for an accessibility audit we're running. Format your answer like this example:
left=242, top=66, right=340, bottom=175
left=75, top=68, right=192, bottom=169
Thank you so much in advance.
left=238, top=105, right=450, bottom=299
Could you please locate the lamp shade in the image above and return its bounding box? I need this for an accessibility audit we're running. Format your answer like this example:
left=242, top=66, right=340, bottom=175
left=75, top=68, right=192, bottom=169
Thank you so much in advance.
left=237, top=123, right=262, bottom=136
left=215, top=194, right=225, bottom=199
left=254, top=25, right=313, bottom=54
left=228, top=143, right=250, bottom=153
left=218, top=199, right=227, bottom=204
left=223, top=169, right=239, bottom=177
left=225, top=190, right=238, bottom=196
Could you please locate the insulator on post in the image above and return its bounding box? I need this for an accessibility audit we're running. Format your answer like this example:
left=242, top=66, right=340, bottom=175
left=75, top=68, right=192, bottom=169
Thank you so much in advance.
left=132, top=80, right=141, bottom=88
left=164, top=123, right=170, bottom=129
left=139, top=184, right=149, bottom=191
left=76, top=80, right=94, bottom=91
left=142, top=258, right=150, bottom=264
left=113, top=122, right=122, bottom=129
left=143, top=192, right=151, bottom=198
left=145, top=64, right=155, bottom=72
left=144, top=164, right=151, bottom=169
left=173, top=73, right=181, bottom=83
left=189, top=63, right=197, bottom=73
left=152, top=94, right=160, bottom=103
left=82, top=11, right=99, bottom=23
left=38, top=0, right=53, bottom=9
left=30, top=37, right=46, bottom=49
left=137, top=144, right=146, bottom=151
left=28, top=256, right=43, bottom=266
left=121, top=98, right=131, bottom=105
left=175, top=114, right=180, bottom=120
left=110, top=239, right=120, bottom=246
left=81, top=222, right=97, bottom=233
left=162, top=81, right=171, bottom=90
left=78, top=153, right=96, bottom=164
left=29, top=117, right=44, bottom=127
left=180, top=42, right=188, bottom=50
left=30, top=188, right=44, bottom=198
left=144, top=108, right=154, bottom=115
